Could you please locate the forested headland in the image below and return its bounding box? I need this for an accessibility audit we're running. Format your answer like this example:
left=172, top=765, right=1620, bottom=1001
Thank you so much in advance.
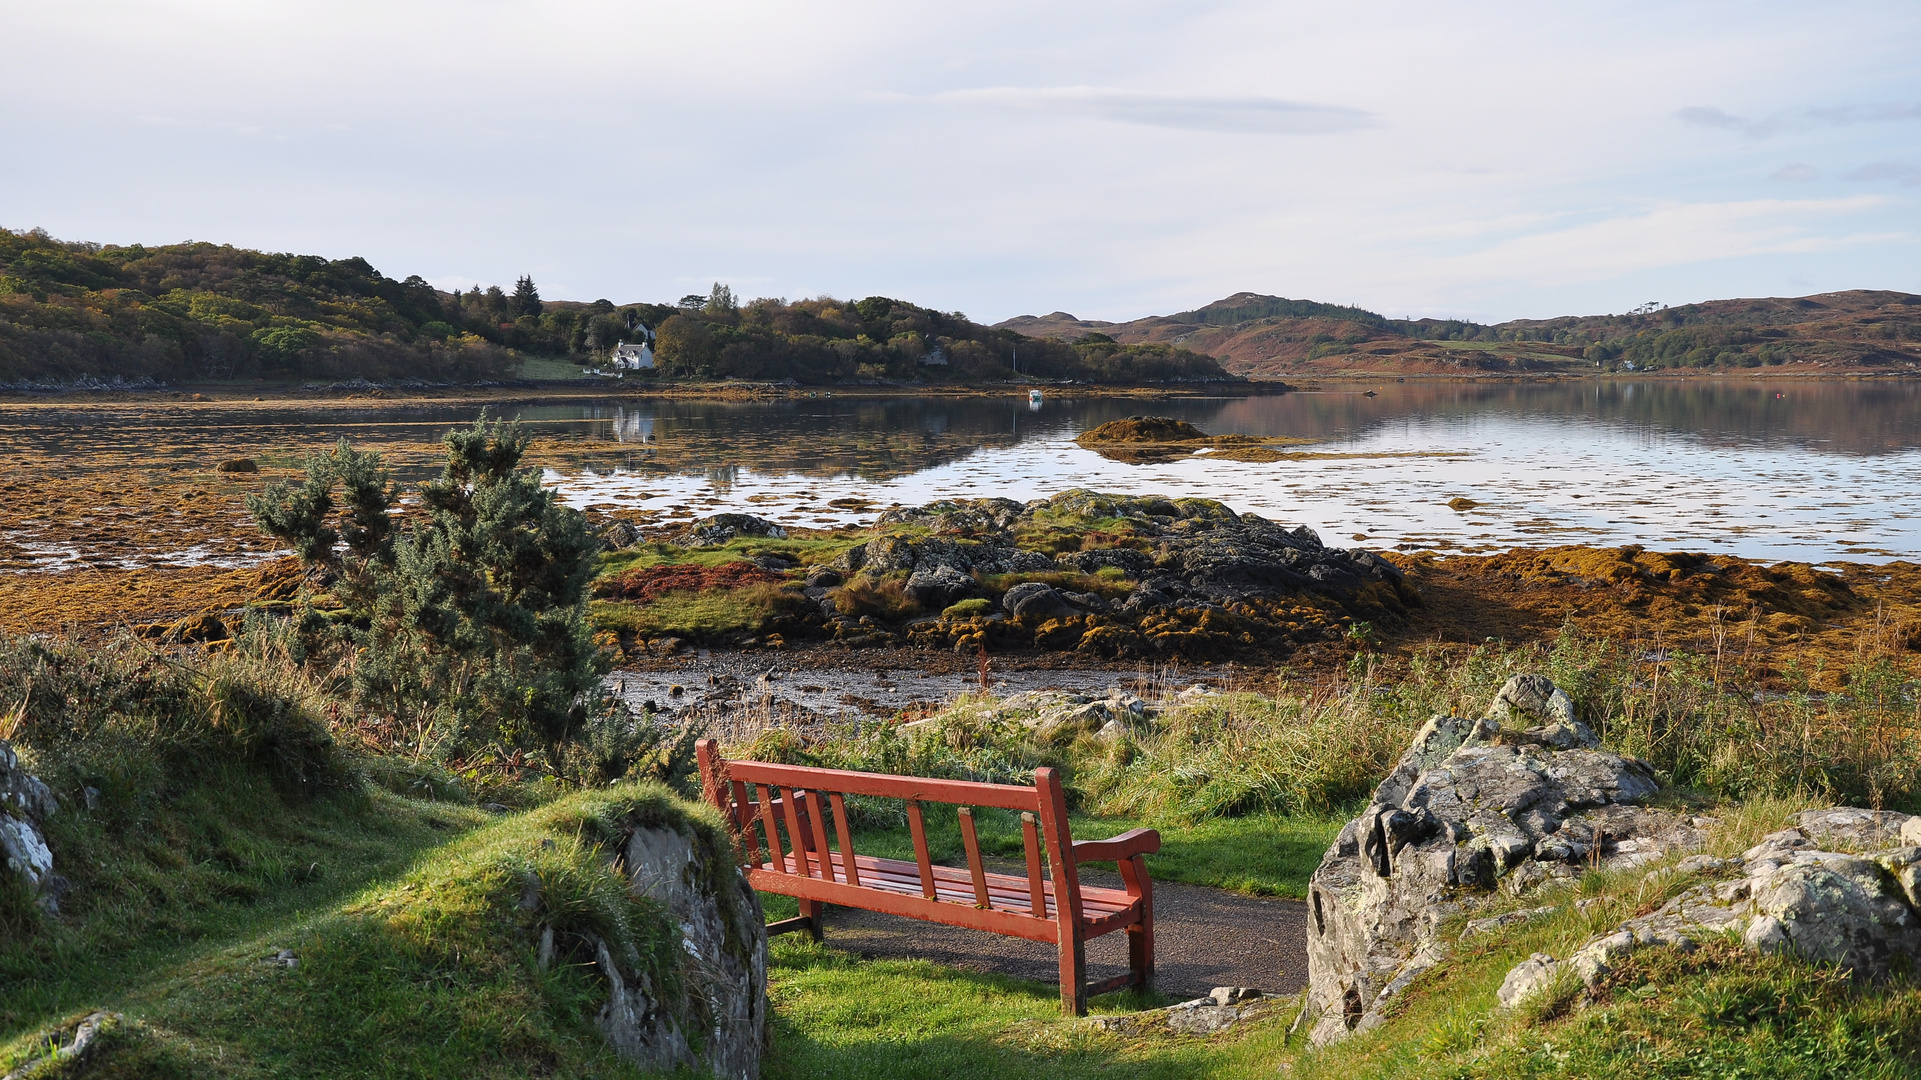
left=0, top=229, right=1232, bottom=387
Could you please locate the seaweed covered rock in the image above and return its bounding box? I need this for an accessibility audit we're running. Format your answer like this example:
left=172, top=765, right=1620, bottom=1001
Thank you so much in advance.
left=1499, top=809, right=1921, bottom=1011
left=888, top=489, right=1418, bottom=660
left=1301, top=675, right=1707, bottom=1047
left=0, top=737, right=62, bottom=914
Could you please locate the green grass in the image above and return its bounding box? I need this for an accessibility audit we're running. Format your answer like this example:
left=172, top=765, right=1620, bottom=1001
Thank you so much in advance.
left=765, top=937, right=1229, bottom=1080
left=0, top=781, right=478, bottom=1038
left=1, top=784, right=724, bottom=1079
left=757, top=802, right=1921, bottom=1080
left=596, top=536, right=859, bottom=577
left=514, top=356, right=590, bottom=381
left=591, top=586, right=799, bottom=638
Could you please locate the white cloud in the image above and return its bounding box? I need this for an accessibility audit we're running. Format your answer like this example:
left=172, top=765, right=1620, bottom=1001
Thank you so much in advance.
left=931, top=86, right=1377, bottom=134
left=1677, top=101, right=1921, bottom=138
left=1437, top=197, right=1894, bottom=285
left=1845, top=161, right=1921, bottom=185
left=2, top=1, right=1918, bottom=322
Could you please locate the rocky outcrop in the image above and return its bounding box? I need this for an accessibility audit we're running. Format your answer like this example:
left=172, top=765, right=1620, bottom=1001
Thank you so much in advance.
left=879, top=490, right=1416, bottom=660
left=1499, top=808, right=1921, bottom=1009
left=675, top=513, right=786, bottom=547
left=1301, top=675, right=1708, bottom=1047
left=590, top=823, right=768, bottom=1080
left=0, top=738, right=63, bottom=914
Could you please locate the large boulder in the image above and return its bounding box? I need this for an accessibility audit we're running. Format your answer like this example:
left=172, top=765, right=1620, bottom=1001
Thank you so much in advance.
left=596, top=823, right=768, bottom=1079
left=1499, top=810, right=1921, bottom=1009
left=1300, top=676, right=1705, bottom=1047
left=1001, top=581, right=1076, bottom=620
left=675, top=513, right=786, bottom=547
left=906, top=565, right=977, bottom=609
left=0, top=738, right=63, bottom=914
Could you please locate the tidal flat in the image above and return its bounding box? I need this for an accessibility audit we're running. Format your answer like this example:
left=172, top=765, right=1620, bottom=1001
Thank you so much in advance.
left=0, top=384, right=1914, bottom=687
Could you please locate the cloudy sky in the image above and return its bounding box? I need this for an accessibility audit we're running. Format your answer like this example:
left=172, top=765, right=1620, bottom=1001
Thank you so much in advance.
left=4, top=1, right=1918, bottom=323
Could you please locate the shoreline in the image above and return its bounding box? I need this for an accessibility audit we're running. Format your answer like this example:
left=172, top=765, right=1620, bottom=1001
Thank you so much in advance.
left=0, top=367, right=1914, bottom=409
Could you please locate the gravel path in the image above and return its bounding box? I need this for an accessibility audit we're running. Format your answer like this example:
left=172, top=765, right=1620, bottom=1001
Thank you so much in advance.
left=805, top=863, right=1309, bottom=1002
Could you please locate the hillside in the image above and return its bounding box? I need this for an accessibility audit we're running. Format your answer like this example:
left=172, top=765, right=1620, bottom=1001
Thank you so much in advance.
left=0, top=228, right=1231, bottom=388
left=998, top=289, right=1921, bottom=378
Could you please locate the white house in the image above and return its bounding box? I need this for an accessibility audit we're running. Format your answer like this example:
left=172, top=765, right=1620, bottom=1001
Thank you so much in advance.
left=611, top=339, right=654, bottom=370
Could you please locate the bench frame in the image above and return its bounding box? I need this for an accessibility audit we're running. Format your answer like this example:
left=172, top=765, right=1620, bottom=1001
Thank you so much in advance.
left=695, top=738, right=1158, bottom=1015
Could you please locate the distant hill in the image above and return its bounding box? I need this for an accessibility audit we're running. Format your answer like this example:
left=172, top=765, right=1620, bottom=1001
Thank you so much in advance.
left=996, top=290, right=1921, bottom=377
left=0, top=229, right=1232, bottom=387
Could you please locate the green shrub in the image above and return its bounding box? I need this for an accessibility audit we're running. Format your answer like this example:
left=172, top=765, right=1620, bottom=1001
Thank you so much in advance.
left=248, top=416, right=606, bottom=764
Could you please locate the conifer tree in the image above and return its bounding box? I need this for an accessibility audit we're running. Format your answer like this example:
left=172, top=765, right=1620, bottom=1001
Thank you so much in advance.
left=247, top=416, right=603, bottom=764
left=513, top=275, right=543, bottom=318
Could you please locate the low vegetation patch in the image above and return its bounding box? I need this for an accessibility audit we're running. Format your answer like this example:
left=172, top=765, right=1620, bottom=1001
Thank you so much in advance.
left=594, top=559, right=787, bottom=602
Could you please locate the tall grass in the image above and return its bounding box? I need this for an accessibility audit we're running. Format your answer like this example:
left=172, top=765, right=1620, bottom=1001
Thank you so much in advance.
left=748, top=628, right=1921, bottom=822
left=1, top=617, right=346, bottom=803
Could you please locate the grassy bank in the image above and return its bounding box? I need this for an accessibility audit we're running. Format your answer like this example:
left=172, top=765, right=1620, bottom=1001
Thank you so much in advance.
left=5, top=622, right=1919, bottom=1077
left=760, top=798, right=1921, bottom=1080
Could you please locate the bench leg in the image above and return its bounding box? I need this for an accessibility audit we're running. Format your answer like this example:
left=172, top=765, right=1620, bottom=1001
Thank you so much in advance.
left=1128, top=854, right=1155, bottom=994
left=799, top=898, right=825, bottom=942
left=1058, top=922, right=1087, bottom=1016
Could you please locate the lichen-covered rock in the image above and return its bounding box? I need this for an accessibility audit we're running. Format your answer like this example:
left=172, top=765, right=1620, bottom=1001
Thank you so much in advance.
left=595, top=824, right=767, bottom=1080
left=1497, top=812, right=1921, bottom=1011
left=1002, top=581, right=1074, bottom=620
left=0, top=738, right=63, bottom=914
left=871, top=490, right=1419, bottom=660
left=1300, top=677, right=1702, bottom=1047
left=674, top=513, right=786, bottom=547
left=1791, top=807, right=1913, bottom=850
left=905, top=565, right=976, bottom=609
left=1084, top=987, right=1280, bottom=1037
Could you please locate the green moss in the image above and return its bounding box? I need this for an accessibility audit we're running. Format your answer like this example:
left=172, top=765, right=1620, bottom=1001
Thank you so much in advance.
left=597, top=535, right=861, bottom=577
left=591, top=582, right=806, bottom=638
left=1, top=784, right=729, bottom=1080
left=941, top=598, right=994, bottom=618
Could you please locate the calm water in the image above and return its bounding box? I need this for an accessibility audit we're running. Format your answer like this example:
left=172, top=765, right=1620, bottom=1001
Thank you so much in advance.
left=531, top=380, right=1921, bottom=563
left=9, top=380, right=1920, bottom=564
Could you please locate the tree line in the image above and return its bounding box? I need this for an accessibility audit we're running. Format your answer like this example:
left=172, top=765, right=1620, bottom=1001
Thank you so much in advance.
left=0, top=230, right=1233, bottom=386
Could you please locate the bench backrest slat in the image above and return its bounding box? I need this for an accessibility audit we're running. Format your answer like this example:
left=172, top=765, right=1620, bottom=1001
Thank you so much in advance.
left=905, top=799, right=938, bottom=900
left=806, top=789, right=835, bottom=880
left=1021, top=812, right=1047, bottom=917
left=828, top=791, right=861, bottom=888
left=958, top=807, right=991, bottom=909
left=780, top=787, right=813, bottom=878
left=732, top=780, right=762, bottom=869
left=753, top=784, right=786, bottom=874
left=722, top=759, right=1042, bottom=813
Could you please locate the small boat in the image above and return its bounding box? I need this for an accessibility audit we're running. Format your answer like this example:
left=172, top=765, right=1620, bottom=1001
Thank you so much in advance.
left=1028, top=389, right=1043, bottom=404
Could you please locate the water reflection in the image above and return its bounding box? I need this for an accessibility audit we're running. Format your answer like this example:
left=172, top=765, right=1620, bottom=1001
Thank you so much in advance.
left=0, top=380, right=1916, bottom=562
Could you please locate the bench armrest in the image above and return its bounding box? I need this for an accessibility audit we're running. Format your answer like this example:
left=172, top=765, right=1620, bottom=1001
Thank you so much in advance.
left=1071, top=828, right=1161, bottom=864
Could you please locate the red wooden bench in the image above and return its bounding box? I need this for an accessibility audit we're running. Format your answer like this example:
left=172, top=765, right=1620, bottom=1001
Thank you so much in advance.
left=695, top=739, right=1159, bottom=1015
